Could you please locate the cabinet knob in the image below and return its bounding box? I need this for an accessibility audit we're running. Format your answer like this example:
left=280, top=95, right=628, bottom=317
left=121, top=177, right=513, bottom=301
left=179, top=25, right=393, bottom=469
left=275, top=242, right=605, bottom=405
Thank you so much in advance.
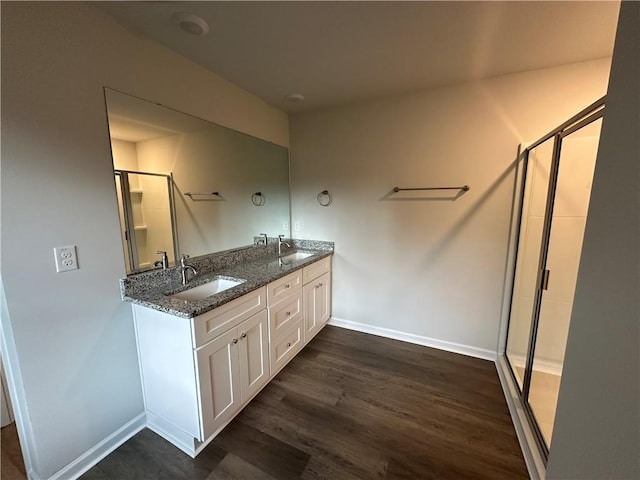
left=232, top=338, right=238, bottom=344
left=285, top=284, right=290, bottom=289
left=241, top=333, right=247, bottom=339
left=286, top=311, right=291, bottom=316
left=287, top=342, right=291, bottom=348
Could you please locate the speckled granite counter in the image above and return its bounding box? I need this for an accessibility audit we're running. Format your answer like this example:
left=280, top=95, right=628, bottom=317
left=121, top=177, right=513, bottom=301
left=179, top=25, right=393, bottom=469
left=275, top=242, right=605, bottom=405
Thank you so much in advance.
left=120, top=239, right=333, bottom=318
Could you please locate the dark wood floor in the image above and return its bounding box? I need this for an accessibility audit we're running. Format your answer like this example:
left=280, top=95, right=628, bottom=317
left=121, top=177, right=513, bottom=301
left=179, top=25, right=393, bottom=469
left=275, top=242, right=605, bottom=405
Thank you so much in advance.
left=81, top=325, right=528, bottom=479
left=1, top=422, right=27, bottom=480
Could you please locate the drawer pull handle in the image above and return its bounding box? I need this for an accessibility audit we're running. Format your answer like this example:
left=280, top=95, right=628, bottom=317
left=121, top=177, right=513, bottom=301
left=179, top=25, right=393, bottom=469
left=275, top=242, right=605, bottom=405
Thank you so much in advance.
left=287, top=342, right=292, bottom=348
left=285, top=284, right=290, bottom=288
left=232, top=338, right=238, bottom=344
left=316, top=283, right=323, bottom=288
left=286, top=311, right=291, bottom=316
left=240, top=333, right=247, bottom=339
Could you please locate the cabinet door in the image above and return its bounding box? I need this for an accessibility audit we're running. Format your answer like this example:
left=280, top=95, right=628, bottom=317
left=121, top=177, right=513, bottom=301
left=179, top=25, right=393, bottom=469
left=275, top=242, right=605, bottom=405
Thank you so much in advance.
left=303, top=271, right=331, bottom=343
left=237, top=310, right=269, bottom=402
left=196, top=327, right=240, bottom=440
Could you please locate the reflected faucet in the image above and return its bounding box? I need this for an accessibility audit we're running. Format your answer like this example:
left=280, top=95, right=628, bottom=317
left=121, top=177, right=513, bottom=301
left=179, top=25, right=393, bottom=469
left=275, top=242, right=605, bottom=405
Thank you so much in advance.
left=278, top=235, right=291, bottom=257
left=180, top=254, right=198, bottom=285
left=153, top=250, right=169, bottom=269
left=255, top=233, right=268, bottom=246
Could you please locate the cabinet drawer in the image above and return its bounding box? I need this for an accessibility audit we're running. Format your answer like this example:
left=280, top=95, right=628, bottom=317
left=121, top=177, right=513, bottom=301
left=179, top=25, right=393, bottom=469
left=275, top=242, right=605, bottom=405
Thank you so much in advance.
left=193, top=287, right=266, bottom=348
left=302, top=256, right=332, bottom=284
left=270, top=318, right=303, bottom=376
left=267, top=270, right=302, bottom=305
left=268, top=290, right=303, bottom=340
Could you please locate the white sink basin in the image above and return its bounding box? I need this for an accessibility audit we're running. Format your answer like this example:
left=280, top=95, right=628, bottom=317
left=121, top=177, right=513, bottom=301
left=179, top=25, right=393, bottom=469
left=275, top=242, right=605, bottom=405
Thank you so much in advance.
left=169, top=277, right=244, bottom=302
left=280, top=251, right=314, bottom=262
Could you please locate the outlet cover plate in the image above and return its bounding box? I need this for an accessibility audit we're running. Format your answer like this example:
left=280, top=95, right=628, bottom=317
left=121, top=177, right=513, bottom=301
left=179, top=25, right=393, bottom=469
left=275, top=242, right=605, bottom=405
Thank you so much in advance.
left=54, top=245, right=78, bottom=272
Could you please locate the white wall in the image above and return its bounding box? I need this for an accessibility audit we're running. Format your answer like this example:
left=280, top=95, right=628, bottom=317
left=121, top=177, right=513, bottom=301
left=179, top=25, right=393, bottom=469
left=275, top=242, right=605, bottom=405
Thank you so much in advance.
left=546, top=2, right=639, bottom=478
left=0, top=2, right=287, bottom=479
left=290, top=58, right=611, bottom=356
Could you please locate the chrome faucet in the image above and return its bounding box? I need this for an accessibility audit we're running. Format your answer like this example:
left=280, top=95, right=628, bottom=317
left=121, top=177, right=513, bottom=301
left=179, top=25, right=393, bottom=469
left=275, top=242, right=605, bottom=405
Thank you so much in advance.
left=255, top=233, right=268, bottom=246
left=180, top=254, right=198, bottom=285
left=153, top=250, right=169, bottom=269
left=278, top=235, right=291, bottom=256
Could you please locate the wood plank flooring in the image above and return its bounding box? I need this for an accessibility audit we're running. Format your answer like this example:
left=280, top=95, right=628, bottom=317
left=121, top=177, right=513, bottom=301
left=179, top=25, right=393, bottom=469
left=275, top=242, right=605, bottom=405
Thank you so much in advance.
left=82, top=326, right=528, bottom=479
left=2, top=326, right=527, bottom=479
left=1, top=422, right=27, bottom=480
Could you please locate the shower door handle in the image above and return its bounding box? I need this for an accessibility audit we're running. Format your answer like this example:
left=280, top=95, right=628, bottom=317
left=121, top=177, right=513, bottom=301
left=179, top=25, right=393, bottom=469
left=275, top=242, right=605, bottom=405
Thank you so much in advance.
left=542, top=269, right=551, bottom=290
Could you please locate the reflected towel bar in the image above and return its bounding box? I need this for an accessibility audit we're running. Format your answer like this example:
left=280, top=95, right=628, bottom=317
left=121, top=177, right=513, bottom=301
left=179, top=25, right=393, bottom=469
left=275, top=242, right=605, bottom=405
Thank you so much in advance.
left=185, top=191, right=220, bottom=198
left=393, top=185, right=469, bottom=193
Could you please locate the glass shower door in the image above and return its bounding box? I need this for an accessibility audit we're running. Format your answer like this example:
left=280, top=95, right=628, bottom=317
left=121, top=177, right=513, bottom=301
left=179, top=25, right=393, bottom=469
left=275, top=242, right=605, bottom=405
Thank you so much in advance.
left=503, top=97, right=604, bottom=461
left=506, top=137, right=555, bottom=389
left=528, top=117, right=602, bottom=446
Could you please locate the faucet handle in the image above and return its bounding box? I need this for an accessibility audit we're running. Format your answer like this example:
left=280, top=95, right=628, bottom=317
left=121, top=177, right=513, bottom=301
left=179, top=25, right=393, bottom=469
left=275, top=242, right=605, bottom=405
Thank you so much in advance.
left=157, top=250, right=167, bottom=255
left=180, top=253, right=190, bottom=266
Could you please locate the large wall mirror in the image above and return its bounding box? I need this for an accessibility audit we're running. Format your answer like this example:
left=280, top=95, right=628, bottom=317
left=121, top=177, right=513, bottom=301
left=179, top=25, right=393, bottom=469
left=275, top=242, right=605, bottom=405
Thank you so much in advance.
left=105, top=88, right=291, bottom=273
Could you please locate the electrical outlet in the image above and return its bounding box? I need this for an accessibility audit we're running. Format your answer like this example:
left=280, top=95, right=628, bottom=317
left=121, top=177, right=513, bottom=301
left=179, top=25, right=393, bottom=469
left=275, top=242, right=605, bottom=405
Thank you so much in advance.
left=294, top=221, right=301, bottom=232
left=283, top=221, right=289, bottom=231
left=54, top=245, right=78, bottom=272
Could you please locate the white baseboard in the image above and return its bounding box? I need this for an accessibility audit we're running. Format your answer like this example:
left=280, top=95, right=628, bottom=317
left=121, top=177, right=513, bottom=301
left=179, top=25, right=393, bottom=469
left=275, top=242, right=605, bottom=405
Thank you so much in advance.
left=48, top=413, right=146, bottom=480
left=146, top=411, right=198, bottom=458
left=328, top=317, right=497, bottom=361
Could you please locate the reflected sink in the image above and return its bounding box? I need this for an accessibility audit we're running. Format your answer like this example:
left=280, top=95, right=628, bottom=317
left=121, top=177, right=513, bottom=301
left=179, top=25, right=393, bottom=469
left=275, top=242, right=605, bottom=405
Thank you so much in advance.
left=169, top=277, right=245, bottom=302
left=280, top=251, right=314, bottom=262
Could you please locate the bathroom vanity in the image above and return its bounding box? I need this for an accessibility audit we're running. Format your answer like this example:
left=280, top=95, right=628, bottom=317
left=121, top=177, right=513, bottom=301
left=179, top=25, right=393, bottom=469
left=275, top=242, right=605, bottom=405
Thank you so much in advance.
left=121, top=240, right=333, bottom=456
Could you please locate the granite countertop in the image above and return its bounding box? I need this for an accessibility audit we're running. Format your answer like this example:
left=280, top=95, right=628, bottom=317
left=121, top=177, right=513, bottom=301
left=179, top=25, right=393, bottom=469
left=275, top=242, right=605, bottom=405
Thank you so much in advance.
left=121, top=243, right=333, bottom=319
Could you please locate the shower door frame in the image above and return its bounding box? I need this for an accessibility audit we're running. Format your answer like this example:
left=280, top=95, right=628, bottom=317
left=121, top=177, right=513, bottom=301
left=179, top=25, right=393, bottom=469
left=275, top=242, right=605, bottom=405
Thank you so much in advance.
left=504, top=96, right=605, bottom=462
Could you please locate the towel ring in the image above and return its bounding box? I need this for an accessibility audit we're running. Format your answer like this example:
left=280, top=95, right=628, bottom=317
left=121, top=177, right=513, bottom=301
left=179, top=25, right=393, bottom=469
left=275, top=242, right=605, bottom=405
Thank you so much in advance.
left=251, top=192, right=265, bottom=206
left=317, top=190, right=332, bottom=207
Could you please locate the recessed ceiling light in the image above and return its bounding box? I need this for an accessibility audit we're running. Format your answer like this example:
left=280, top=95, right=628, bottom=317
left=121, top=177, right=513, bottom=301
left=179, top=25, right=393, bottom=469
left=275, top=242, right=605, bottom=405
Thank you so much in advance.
left=286, top=93, right=305, bottom=103
left=171, top=12, right=209, bottom=36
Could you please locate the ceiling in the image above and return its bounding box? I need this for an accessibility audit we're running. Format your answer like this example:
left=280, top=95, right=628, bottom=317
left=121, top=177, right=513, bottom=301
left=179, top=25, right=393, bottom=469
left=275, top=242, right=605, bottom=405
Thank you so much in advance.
left=94, top=1, right=620, bottom=113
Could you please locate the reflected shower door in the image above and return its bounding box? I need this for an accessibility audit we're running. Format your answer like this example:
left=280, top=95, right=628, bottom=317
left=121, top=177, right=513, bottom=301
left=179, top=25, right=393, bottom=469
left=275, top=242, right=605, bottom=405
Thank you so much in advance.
left=506, top=137, right=555, bottom=389
left=115, top=170, right=176, bottom=273
left=529, top=117, right=602, bottom=447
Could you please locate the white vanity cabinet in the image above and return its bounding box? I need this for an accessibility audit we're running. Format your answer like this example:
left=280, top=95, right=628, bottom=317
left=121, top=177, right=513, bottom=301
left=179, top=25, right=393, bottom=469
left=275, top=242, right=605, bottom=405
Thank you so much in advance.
left=131, top=254, right=332, bottom=457
left=132, top=287, right=268, bottom=456
left=267, top=255, right=333, bottom=375
left=196, top=309, right=268, bottom=440
left=267, top=270, right=305, bottom=375
left=302, top=257, right=332, bottom=343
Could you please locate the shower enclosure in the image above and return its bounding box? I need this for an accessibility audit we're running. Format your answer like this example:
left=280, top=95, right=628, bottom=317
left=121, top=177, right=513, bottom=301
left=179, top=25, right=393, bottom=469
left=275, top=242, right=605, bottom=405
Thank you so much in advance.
left=504, top=97, right=604, bottom=460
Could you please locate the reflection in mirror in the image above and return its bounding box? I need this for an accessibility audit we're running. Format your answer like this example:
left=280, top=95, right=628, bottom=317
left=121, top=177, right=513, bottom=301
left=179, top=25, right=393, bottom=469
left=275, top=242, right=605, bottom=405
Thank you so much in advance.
left=114, top=170, right=177, bottom=273
left=104, top=88, right=291, bottom=273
